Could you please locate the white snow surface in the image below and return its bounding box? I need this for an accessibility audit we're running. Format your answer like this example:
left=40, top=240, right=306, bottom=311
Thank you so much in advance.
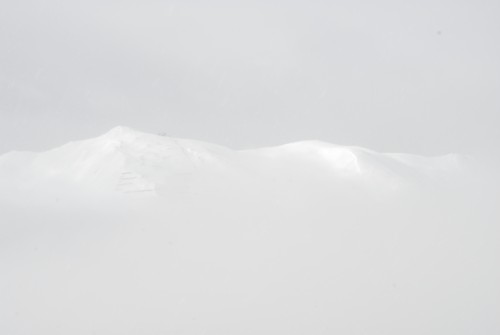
left=0, top=127, right=498, bottom=334
left=0, top=126, right=468, bottom=197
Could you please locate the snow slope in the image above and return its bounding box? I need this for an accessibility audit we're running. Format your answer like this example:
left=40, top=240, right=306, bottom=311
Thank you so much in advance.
left=0, top=127, right=498, bottom=335
left=0, top=126, right=468, bottom=198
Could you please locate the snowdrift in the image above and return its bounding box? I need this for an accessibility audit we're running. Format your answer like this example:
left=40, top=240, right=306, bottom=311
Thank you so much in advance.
left=0, top=127, right=498, bottom=335
left=0, top=126, right=469, bottom=198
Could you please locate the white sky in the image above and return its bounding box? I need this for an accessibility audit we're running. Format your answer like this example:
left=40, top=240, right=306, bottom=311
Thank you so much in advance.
left=1, top=0, right=499, bottom=155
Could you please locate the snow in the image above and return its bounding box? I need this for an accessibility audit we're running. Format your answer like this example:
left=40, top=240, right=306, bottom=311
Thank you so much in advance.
left=0, top=126, right=471, bottom=197
left=0, top=127, right=498, bottom=335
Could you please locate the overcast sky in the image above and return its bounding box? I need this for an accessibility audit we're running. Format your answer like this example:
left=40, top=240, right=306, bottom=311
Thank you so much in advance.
left=1, top=0, right=499, bottom=156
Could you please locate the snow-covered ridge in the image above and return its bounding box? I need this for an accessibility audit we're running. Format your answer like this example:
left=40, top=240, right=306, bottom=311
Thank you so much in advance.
left=2, top=128, right=497, bottom=335
left=0, top=126, right=467, bottom=195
